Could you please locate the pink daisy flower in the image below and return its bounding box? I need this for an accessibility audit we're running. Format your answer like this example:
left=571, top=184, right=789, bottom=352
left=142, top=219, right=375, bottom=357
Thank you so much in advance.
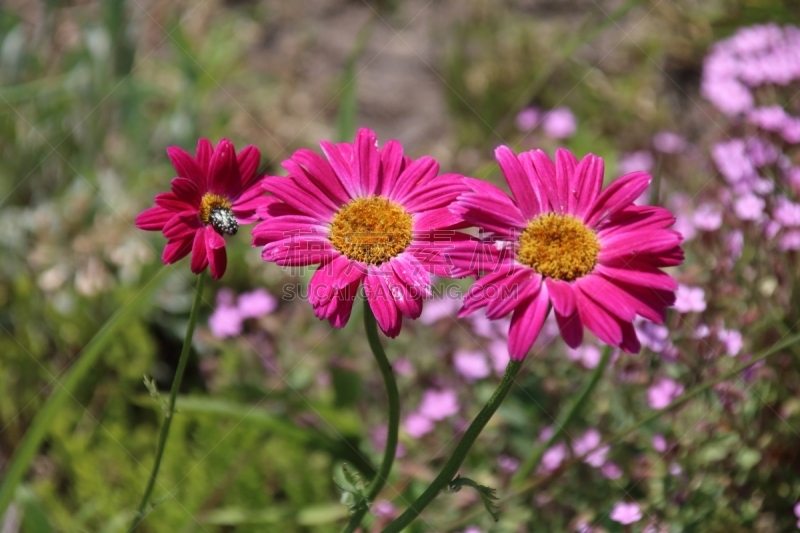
left=135, top=139, right=268, bottom=280
left=454, top=147, right=683, bottom=359
left=252, top=128, right=472, bottom=337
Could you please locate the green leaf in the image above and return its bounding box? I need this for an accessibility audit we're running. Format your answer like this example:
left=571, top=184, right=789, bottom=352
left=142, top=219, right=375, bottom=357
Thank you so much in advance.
left=142, top=375, right=167, bottom=415
left=448, top=475, right=501, bottom=522
left=131, top=394, right=375, bottom=477
left=199, top=507, right=286, bottom=525
left=333, top=463, right=369, bottom=514
left=297, top=503, right=350, bottom=526
left=16, top=486, right=53, bottom=533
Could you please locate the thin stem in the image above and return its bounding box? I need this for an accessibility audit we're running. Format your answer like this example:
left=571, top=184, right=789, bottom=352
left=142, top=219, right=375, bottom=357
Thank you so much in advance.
left=382, top=359, right=524, bottom=533
left=512, top=346, right=612, bottom=485
left=129, top=271, right=206, bottom=532
left=342, top=303, right=400, bottom=533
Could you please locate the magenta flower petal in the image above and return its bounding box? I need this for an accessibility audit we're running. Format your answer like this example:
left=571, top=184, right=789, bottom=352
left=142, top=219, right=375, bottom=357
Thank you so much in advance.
left=391, top=156, right=440, bottom=204
left=553, top=147, right=577, bottom=213
left=354, top=128, right=381, bottom=195
left=205, top=225, right=227, bottom=280
left=261, top=235, right=336, bottom=267
left=414, top=207, right=465, bottom=231
left=389, top=253, right=431, bottom=298
left=573, top=154, right=604, bottom=217
left=365, top=272, right=403, bottom=338
left=555, top=308, right=583, bottom=348
left=619, top=319, right=641, bottom=353
left=595, top=264, right=678, bottom=291
left=162, top=237, right=193, bottom=265
left=310, top=260, right=361, bottom=328
left=485, top=269, right=540, bottom=320
left=586, top=171, right=652, bottom=227
left=545, top=278, right=576, bottom=316
left=508, top=290, right=550, bottom=360
left=195, top=138, right=213, bottom=177
left=379, top=139, right=405, bottom=196
left=402, top=180, right=465, bottom=214
left=309, top=255, right=358, bottom=307
left=523, top=149, right=559, bottom=212
left=290, top=148, right=351, bottom=205
left=455, top=180, right=527, bottom=235
left=135, top=206, right=173, bottom=231
left=154, top=192, right=195, bottom=213
left=191, top=229, right=208, bottom=274
left=598, top=205, right=676, bottom=238
left=319, top=140, right=360, bottom=198
left=167, top=146, right=205, bottom=187
left=169, top=177, right=202, bottom=207
left=389, top=274, right=424, bottom=320
left=262, top=176, right=338, bottom=219
left=576, top=276, right=636, bottom=322
left=495, top=145, right=541, bottom=218
left=236, top=145, right=261, bottom=188
left=208, top=139, right=242, bottom=198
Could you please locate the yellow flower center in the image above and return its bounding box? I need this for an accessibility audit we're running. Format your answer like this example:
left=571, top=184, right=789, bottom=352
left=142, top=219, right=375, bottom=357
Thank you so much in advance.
left=517, top=213, right=600, bottom=281
left=199, top=193, right=232, bottom=223
left=329, top=196, right=414, bottom=265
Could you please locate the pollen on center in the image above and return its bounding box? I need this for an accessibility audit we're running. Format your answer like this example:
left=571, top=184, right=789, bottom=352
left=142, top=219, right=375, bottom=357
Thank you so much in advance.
left=199, top=193, right=232, bottom=223
left=329, top=196, right=414, bottom=265
left=517, top=213, right=600, bottom=282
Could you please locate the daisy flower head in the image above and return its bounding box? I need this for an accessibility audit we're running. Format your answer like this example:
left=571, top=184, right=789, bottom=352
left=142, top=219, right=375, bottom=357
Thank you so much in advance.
left=252, top=128, right=473, bottom=337
left=454, top=146, right=683, bottom=360
left=135, top=139, right=268, bottom=280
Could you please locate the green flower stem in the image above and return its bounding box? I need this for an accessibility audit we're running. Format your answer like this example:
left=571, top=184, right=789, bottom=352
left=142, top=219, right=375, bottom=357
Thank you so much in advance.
left=512, top=345, right=612, bottom=486
left=441, top=331, right=800, bottom=531
left=129, top=271, right=206, bottom=532
left=0, top=268, right=170, bottom=518
left=382, top=359, right=524, bottom=533
left=342, top=303, right=400, bottom=533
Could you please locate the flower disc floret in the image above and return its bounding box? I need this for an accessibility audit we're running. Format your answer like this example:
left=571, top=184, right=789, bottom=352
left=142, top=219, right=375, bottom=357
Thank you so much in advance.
left=518, top=213, right=600, bottom=281
left=329, top=196, right=413, bottom=265
left=199, top=193, right=232, bottom=223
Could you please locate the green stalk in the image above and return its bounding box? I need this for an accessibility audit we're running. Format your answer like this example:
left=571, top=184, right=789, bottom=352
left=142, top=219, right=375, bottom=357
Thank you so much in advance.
left=342, top=304, right=400, bottom=533
left=129, top=271, right=206, bottom=531
left=512, top=346, right=612, bottom=485
left=0, top=268, right=170, bottom=517
left=382, top=360, right=524, bottom=533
